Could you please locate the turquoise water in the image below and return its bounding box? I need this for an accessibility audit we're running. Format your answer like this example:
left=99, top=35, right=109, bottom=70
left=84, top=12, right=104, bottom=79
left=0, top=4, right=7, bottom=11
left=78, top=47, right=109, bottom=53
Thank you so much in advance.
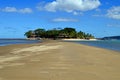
left=0, top=39, right=40, bottom=46
left=68, top=40, right=120, bottom=52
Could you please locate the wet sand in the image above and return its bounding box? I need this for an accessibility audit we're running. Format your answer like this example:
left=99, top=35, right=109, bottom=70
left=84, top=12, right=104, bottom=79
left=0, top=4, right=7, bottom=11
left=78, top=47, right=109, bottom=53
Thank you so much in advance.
left=0, top=40, right=120, bottom=80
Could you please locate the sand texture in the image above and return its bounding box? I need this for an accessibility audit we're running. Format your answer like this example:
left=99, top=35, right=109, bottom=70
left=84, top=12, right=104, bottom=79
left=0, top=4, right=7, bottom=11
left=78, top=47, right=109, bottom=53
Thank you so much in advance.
left=0, top=41, right=120, bottom=80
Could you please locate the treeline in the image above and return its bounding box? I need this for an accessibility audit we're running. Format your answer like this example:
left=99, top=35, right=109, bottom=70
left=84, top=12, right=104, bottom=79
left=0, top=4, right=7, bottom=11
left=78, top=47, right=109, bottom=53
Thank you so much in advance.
left=24, top=27, right=94, bottom=39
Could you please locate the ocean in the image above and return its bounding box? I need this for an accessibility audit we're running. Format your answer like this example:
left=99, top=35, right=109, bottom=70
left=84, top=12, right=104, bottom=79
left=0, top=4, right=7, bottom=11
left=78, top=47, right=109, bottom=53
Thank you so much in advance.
left=1, top=39, right=120, bottom=52
left=0, top=39, right=40, bottom=46
left=68, top=40, right=120, bottom=52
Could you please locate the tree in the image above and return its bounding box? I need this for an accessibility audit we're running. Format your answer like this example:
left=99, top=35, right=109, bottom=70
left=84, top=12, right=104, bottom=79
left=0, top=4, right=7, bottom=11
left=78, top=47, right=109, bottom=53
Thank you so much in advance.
left=86, top=33, right=94, bottom=39
left=45, top=29, right=60, bottom=39
left=24, top=30, right=34, bottom=38
left=24, top=27, right=95, bottom=39
left=59, top=28, right=77, bottom=38
left=77, top=31, right=85, bottom=39
left=77, top=31, right=94, bottom=39
left=34, top=28, right=46, bottom=38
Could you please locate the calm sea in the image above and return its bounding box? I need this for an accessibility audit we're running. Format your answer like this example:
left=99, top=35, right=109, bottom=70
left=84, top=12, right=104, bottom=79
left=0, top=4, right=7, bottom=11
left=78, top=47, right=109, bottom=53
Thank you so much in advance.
left=0, top=39, right=40, bottom=46
left=68, top=40, right=120, bottom=52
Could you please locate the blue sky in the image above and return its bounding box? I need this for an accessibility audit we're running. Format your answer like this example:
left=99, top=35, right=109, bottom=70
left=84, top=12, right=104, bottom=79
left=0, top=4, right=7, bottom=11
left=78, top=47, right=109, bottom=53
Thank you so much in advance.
left=0, top=0, right=120, bottom=38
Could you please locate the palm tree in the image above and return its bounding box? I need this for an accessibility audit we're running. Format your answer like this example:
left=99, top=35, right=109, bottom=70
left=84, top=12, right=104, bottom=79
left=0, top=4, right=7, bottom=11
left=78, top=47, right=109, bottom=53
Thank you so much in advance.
left=77, top=31, right=85, bottom=39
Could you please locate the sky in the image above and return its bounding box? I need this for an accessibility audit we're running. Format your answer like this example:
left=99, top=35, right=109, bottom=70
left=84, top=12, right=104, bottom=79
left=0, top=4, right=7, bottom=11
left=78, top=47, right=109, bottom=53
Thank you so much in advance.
left=0, top=0, right=120, bottom=38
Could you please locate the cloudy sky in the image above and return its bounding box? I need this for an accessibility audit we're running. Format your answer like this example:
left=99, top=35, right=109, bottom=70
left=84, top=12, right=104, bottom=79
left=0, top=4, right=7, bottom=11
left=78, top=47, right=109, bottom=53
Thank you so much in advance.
left=0, top=0, right=120, bottom=38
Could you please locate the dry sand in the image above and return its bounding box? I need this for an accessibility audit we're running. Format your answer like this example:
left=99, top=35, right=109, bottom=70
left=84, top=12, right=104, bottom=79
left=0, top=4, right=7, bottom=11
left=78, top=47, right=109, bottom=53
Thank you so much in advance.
left=0, top=40, right=120, bottom=80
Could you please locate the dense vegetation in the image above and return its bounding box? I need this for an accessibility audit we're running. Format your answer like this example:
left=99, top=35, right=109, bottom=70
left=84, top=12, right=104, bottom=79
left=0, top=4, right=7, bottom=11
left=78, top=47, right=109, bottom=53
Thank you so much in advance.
left=24, top=27, right=94, bottom=39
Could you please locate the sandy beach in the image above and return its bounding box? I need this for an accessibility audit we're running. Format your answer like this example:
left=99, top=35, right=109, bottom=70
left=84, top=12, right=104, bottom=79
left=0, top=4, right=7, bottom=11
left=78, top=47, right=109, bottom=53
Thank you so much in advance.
left=0, top=40, right=120, bottom=80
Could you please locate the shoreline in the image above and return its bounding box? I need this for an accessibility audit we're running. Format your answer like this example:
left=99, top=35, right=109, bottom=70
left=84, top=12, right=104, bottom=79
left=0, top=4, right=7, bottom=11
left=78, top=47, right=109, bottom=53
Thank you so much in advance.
left=0, top=39, right=120, bottom=53
left=62, top=39, right=120, bottom=52
left=0, top=40, right=120, bottom=59
left=0, top=38, right=42, bottom=47
left=67, top=42, right=120, bottom=53
left=0, top=40, right=120, bottom=80
left=62, top=38, right=98, bottom=41
left=0, top=40, right=59, bottom=55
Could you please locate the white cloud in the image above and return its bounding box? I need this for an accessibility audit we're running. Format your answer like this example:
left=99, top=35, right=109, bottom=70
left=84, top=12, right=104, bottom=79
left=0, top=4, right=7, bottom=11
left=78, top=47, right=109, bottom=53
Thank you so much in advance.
left=19, top=8, right=32, bottom=13
left=2, top=7, right=17, bottom=12
left=107, top=6, right=120, bottom=19
left=73, top=11, right=83, bottom=15
left=52, top=18, right=78, bottom=22
left=1, top=7, right=32, bottom=13
left=42, top=0, right=101, bottom=12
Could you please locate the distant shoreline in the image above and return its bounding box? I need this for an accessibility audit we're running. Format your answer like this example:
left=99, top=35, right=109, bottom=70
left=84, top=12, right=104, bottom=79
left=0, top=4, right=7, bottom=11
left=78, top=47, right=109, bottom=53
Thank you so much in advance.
left=62, top=38, right=98, bottom=41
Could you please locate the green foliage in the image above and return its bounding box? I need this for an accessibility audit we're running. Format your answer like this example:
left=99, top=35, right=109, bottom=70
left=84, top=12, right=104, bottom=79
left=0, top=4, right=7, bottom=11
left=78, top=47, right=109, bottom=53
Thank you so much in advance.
left=34, top=28, right=45, bottom=38
left=24, top=30, right=34, bottom=38
left=60, top=28, right=77, bottom=38
left=24, top=27, right=94, bottom=39
left=45, top=29, right=60, bottom=39
left=77, top=31, right=94, bottom=39
left=77, top=31, right=85, bottom=39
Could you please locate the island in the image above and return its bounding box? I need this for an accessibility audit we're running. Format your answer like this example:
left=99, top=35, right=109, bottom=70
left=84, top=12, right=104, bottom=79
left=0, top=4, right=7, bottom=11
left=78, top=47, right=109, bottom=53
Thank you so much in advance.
left=24, top=27, right=94, bottom=40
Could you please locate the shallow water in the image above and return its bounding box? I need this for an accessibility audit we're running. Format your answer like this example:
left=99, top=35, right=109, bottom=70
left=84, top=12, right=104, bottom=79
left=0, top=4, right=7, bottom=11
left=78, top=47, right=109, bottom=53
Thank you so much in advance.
left=0, top=39, right=40, bottom=46
left=68, top=40, right=120, bottom=52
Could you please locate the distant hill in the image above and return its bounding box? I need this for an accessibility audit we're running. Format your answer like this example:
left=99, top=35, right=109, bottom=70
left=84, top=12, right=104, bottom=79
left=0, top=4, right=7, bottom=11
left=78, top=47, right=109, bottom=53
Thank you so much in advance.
left=102, top=36, right=120, bottom=40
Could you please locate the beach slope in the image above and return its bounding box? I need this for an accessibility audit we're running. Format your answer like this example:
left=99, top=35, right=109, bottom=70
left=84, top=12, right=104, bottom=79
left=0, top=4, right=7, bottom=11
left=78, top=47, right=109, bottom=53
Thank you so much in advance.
left=0, top=41, right=120, bottom=80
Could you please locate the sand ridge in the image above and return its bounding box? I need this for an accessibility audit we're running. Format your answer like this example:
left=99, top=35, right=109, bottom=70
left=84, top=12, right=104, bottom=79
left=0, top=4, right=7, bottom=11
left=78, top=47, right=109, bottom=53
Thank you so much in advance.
left=11, top=44, right=62, bottom=54
left=0, top=42, right=62, bottom=69
left=0, top=41, right=120, bottom=80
